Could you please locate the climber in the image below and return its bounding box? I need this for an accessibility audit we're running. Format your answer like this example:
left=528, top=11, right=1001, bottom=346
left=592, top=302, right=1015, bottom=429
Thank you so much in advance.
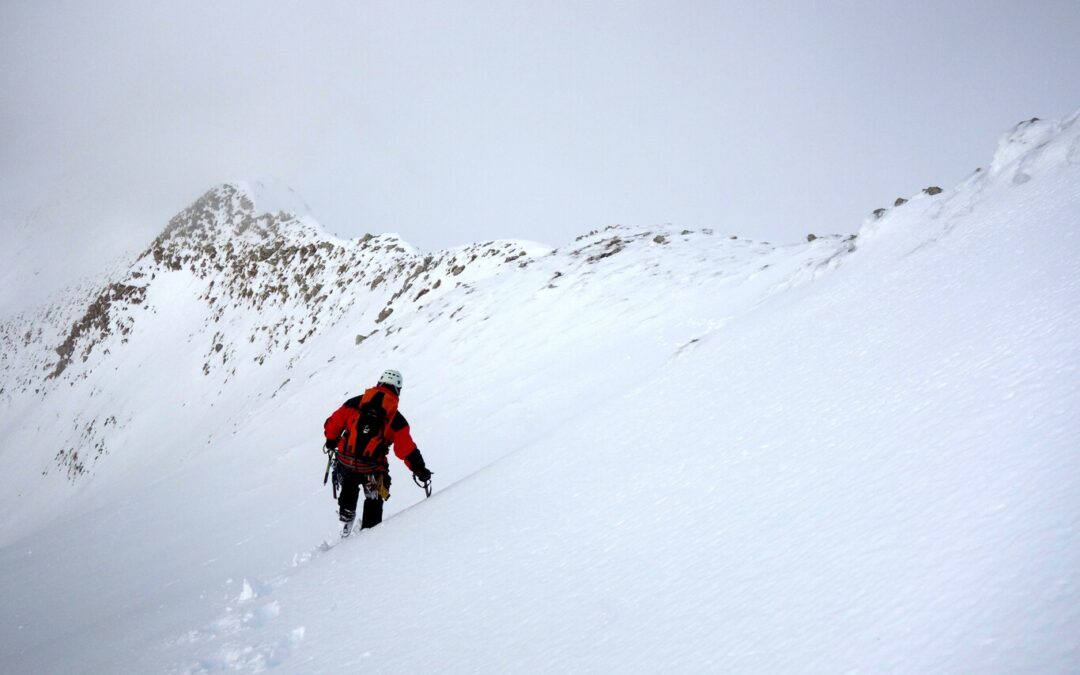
left=323, top=369, right=432, bottom=537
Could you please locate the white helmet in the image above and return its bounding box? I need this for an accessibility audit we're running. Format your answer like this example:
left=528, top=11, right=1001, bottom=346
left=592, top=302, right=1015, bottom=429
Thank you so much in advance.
left=378, top=369, right=403, bottom=390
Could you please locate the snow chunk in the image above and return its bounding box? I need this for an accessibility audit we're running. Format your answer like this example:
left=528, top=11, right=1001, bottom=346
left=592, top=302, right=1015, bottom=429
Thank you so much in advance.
left=237, top=579, right=257, bottom=603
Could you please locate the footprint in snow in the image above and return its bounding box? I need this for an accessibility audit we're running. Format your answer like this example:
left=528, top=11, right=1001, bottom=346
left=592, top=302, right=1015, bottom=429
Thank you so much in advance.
left=183, top=626, right=306, bottom=674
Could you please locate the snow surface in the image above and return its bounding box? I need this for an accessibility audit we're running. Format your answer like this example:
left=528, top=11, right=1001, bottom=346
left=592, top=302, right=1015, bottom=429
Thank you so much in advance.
left=235, top=177, right=314, bottom=222
left=1, top=111, right=1079, bottom=673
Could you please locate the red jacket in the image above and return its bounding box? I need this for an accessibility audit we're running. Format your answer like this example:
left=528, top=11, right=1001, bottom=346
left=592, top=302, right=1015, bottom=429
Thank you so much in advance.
left=324, top=385, right=425, bottom=474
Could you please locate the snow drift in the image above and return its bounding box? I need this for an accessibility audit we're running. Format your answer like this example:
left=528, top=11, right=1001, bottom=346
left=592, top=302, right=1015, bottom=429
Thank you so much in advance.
left=1, top=111, right=1078, bottom=673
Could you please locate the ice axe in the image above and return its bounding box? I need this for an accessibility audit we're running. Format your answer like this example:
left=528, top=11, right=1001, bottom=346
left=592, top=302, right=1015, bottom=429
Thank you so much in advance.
left=413, top=472, right=433, bottom=498
left=322, top=445, right=338, bottom=498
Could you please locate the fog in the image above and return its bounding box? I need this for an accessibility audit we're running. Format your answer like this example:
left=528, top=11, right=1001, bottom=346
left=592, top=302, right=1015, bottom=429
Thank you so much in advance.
left=2, top=0, right=1078, bottom=310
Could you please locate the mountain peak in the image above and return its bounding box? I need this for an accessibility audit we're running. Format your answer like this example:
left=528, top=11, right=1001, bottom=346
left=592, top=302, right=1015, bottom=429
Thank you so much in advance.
left=145, top=182, right=329, bottom=266
left=231, top=176, right=312, bottom=220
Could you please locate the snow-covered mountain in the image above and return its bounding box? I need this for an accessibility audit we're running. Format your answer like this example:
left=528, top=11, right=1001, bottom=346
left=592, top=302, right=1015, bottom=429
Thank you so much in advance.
left=0, top=178, right=551, bottom=524
left=1, top=111, right=1078, bottom=673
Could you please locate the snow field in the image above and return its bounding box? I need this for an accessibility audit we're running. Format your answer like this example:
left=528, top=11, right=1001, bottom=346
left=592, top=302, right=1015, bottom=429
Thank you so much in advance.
left=0, top=111, right=1078, bottom=672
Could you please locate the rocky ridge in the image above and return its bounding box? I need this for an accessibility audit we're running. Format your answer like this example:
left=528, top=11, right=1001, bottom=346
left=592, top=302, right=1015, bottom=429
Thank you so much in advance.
left=0, top=183, right=555, bottom=479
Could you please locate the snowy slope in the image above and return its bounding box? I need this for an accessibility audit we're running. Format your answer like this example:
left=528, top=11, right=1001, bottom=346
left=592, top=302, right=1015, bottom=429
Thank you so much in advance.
left=1, top=112, right=1079, bottom=673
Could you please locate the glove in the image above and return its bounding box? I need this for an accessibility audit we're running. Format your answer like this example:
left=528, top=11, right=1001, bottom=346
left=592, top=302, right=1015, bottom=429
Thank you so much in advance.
left=325, top=438, right=337, bottom=451
left=413, top=466, right=432, bottom=483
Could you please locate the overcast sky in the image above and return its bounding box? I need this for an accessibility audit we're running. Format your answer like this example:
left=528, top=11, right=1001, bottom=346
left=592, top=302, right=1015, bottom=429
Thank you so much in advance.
left=2, top=1, right=1079, bottom=307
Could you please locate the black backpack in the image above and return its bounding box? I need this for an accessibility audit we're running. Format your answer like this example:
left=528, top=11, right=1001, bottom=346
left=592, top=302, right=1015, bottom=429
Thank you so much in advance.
left=349, top=389, right=395, bottom=458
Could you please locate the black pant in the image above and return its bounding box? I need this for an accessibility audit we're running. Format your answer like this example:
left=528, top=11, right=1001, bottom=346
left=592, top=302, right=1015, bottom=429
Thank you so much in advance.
left=336, top=463, right=389, bottom=530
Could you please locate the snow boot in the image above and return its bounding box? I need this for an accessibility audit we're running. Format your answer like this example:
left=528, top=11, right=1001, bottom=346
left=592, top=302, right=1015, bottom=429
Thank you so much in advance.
left=340, top=507, right=356, bottom=538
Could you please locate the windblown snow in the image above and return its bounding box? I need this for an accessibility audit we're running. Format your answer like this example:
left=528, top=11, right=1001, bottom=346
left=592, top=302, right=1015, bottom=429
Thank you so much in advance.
left=1, top=112, right=1078, bottom=673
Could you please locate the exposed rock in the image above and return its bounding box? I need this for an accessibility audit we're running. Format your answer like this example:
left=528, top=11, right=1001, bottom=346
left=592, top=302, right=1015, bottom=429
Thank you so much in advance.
left=49, top=283, right=146, bottom=380
left=923, top=186, right=943, bottom=196
left=587, top=237, right=625, bottom=263
left=894, top=197, right=908, bottom=207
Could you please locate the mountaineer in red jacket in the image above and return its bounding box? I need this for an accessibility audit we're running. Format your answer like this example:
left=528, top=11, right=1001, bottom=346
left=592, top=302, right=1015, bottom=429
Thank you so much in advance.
left=323, top=369, right=432, bottom=537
